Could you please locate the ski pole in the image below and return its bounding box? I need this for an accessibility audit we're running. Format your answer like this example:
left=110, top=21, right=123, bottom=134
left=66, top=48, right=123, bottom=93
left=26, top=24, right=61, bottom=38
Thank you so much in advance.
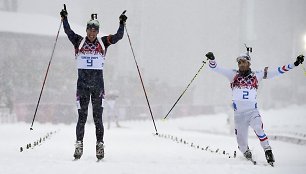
left=123, top=10, right=158, bottom=135
left=163, top=60, right=207, bottom=120
left=303, top=65, right=306, bottom=76
left=30, top=4, right=65, bottom=130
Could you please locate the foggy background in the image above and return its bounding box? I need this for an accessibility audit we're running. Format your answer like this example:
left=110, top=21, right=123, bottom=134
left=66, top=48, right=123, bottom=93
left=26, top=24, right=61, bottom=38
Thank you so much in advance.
left=0, top=0, right=305, bottom=124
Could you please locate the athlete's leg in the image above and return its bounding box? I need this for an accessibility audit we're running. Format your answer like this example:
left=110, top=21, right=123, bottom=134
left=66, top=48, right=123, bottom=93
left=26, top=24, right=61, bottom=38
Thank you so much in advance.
left=91, top=85, right=104, bottom=143
left=76, top=84, right=90, bottom=141
left=249, top=111, right=271, bottom=151
left=234, top=113, right=250, bottom=154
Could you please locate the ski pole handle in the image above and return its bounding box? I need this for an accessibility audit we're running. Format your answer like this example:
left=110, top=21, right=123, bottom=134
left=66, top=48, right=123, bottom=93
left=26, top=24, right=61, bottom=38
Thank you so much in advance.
left=120, top=10, right=127, bottom=25
left=203, top=56, right=208, bottom=64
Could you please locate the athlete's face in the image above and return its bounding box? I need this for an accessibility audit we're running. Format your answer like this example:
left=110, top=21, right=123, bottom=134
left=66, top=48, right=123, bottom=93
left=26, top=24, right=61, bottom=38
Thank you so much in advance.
left=86, top=28, right=99, bottom=42
left=238, top=59, right=250, bottom=72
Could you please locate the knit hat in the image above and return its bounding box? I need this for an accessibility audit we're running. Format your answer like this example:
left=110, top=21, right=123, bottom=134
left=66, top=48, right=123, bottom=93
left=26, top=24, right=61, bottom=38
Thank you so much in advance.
left=236, top=53, right=251, bottom=62
left=87, top=19, right=99, bottom=31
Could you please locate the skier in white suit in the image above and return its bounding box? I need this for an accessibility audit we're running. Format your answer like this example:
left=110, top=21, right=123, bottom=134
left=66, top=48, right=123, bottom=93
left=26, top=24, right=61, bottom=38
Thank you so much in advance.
left=205, top=51, right=304, bottom=164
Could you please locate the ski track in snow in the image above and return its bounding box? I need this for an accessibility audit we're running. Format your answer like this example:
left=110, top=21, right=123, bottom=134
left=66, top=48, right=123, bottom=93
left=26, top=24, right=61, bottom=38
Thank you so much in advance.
left=1, top=105, right=306, bottom=174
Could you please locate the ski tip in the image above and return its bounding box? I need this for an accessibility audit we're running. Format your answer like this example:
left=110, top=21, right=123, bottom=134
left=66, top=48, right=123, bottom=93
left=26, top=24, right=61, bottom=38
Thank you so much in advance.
left=122, top=10, right=127, bottom=14
left=63, top=4, right=66, bottom=10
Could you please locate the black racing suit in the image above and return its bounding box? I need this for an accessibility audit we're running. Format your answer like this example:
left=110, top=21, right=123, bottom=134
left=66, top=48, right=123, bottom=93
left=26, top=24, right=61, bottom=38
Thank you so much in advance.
left=63, top=17, right=124, bottom=143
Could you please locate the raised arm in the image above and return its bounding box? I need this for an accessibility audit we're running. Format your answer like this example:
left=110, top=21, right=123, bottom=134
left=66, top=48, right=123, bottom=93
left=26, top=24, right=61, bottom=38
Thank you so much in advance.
left=102, top=12, right=127, bottom=47
left=60, top=7, right=83, bottom=48
left=102, top=23, right=124, bottom=47
left=205, top=52, right=237, bottom=81
left=256, top=55, right=304, bottom=80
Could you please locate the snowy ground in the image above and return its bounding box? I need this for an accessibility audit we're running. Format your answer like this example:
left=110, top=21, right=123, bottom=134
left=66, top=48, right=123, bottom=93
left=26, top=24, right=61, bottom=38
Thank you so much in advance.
left=1, top=105, right=306, bottom=174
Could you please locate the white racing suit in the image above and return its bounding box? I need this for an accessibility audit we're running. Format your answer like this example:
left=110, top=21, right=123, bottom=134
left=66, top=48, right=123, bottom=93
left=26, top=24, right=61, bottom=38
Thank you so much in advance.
left=209, top=60, right=296, bottom=154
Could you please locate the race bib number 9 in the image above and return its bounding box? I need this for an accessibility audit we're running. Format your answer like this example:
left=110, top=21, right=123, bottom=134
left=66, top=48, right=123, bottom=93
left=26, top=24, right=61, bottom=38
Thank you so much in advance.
left=76, top=53, right=105, bottom=70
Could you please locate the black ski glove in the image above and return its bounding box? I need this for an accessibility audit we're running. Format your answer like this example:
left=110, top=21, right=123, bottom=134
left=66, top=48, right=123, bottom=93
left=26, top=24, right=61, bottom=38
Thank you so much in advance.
left=60, top=9, right=68, bottom=18
left=119, top=14, right=127, bottom=24
left=294, top=54, right=304, bottom=66
left=205, top=52, right=215, bottom=60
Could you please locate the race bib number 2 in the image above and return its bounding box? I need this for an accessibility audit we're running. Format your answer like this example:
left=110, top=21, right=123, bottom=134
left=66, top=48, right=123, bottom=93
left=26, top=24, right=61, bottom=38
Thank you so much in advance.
left=232, top=89, right=256, bottom=101
left=242, top=91, right=249, bottom=99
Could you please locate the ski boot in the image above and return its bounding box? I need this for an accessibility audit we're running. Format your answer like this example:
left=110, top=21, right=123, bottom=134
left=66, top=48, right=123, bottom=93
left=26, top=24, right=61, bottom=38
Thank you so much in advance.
left=265, top=149, right=275, bottom=166
left=244, top=149, right=256, bottom=165
left=96, top=142, right=104, bottom=160
left=73, top=141, right=83, bottom=160
left=243, top=149, right=252, bottom=160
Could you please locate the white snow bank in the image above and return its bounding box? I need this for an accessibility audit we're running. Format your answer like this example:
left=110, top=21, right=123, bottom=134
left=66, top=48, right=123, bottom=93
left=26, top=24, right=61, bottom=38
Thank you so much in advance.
left=0, top=105, right=306, bottom=174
